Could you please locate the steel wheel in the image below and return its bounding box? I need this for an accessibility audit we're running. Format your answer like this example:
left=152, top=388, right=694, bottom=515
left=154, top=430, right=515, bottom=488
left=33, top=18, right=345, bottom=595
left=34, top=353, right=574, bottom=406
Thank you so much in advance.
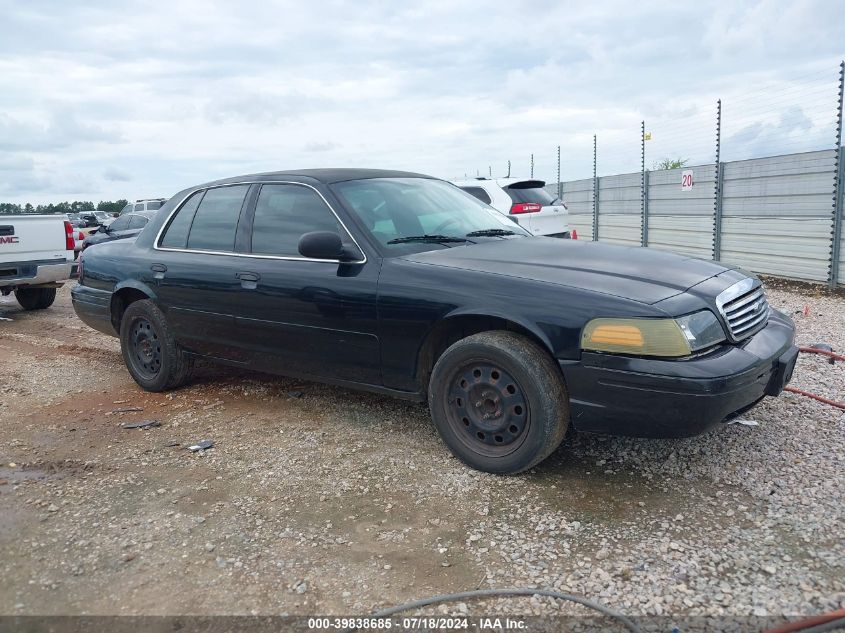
left=128, top=317, right=162, bottom=380
left=445, top=361, right=530, bottom=458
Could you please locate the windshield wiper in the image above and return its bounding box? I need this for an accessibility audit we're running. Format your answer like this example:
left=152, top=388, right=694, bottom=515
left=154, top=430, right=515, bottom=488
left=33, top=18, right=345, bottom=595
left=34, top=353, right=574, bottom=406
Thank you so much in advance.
left=387, top=234, right=474, bottom=245
left=465, top=228, right=517, bottom=237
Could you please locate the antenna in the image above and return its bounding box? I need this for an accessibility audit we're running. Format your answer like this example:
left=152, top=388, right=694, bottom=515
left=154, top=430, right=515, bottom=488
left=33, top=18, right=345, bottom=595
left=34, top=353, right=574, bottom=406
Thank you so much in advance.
left=506, top=160, right=511, bottom=178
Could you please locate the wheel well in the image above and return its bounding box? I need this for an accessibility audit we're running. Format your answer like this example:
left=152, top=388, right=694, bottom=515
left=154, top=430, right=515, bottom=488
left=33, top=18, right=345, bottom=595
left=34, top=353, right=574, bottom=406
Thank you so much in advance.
left=111, top=288, right=150, bottom=333
left=417, top=315, right=555, bottom=392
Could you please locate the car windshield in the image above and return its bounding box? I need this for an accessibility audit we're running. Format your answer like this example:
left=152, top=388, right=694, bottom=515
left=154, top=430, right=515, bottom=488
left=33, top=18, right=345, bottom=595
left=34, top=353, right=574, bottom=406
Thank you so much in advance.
left=331, top=177, right=530, bottom=254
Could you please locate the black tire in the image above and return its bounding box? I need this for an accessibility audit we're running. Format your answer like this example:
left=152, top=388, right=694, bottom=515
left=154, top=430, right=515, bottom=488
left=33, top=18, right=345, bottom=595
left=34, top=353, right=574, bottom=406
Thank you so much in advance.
left=428, top=331, right=569, bottom=474
left=15, top=287, right=57, bottom=310
left=119, top=299, right=193, bottom=392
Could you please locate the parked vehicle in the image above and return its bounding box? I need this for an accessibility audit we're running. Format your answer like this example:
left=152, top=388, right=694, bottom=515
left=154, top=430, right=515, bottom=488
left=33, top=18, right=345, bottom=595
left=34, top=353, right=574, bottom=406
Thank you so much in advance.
left=77, top=213, right=100, bottom=228
left=65, top=213, right=86, bottom=228
left=451, top=177, right=570, bottom=238
left=72, top=169, right=797, bottom=474
left=119, top=199, right=167, bottom=216
left=1, top=215, right=76, bottom=309
left=83, top=211, right=156, bottom=250
left=92, top=211, right=114, bottom=227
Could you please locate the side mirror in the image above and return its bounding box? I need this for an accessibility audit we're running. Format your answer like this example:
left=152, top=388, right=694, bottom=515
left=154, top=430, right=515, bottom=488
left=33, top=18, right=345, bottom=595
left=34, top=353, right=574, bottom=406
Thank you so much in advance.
left=298, top=231, right=359, bottom=261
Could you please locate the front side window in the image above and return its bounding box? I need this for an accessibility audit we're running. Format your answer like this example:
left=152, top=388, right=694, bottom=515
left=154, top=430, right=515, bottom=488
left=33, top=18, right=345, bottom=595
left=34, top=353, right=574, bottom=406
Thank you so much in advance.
left=186, top=185, right=249, bottom=252
left=251, top=184, right=341, bottom=256
left=146, top=200, right=163, bottom=210
left=133, top=203, right=144, bottom=212
left=331, top=178, right=530, bottom=254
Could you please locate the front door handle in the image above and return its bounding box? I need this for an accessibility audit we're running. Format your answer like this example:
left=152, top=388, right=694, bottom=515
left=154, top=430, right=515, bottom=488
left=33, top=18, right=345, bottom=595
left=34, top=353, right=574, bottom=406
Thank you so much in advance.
left=150, top=263, right=167, bottom=279
left=236, top=271, right=260, bottom=289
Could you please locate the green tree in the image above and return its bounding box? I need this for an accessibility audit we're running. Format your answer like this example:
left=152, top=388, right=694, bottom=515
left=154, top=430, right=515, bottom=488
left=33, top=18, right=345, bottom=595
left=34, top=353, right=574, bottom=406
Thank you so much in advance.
left=653, top=157, right=689, bottom=170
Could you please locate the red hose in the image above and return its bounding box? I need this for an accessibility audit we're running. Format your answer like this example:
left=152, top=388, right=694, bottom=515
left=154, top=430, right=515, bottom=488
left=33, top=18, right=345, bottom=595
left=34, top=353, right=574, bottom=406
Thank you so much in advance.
left=783, top=386, right=845, bottom=410
left=762, top=607, right=845, bottom=633
left=797, top=346, right=845, bottom=362
left=783, top=347, right=845, bottom=409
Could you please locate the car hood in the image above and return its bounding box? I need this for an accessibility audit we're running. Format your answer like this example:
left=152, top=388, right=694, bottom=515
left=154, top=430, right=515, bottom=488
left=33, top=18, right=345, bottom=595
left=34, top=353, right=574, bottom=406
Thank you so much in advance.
left=400, top=237, right=737, bottom=305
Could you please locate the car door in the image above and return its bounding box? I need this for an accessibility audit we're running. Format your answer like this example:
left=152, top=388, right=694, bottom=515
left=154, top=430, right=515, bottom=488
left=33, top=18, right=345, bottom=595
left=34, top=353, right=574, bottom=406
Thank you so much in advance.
left=149, top=184, right=254, bottom=362
left=232, top=182, right=382, bottom=385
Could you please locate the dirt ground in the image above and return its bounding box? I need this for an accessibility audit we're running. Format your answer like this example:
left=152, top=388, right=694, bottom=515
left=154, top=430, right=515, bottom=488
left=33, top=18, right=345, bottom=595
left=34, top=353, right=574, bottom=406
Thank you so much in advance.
left=0, top=283, right=842, bottom=622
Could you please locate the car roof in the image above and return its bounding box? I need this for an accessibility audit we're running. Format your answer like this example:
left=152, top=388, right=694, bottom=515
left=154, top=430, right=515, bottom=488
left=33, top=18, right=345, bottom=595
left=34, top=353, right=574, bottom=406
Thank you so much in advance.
left=451, top=177, right=546, bottom=188
left=194, top=168, right=436, bottom=189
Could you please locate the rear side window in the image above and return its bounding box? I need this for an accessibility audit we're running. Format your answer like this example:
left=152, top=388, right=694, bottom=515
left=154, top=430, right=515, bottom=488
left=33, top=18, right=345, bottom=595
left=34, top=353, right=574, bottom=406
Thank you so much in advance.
left=505, top=182, right=555, bottom=206
left=128, top=215, right=148, bottom=230
left=460, top=186, right=492, bottom=205
left=186, top=185, right=249, bottom=252
left=146, top=201, right=163, bottom=210
left=133, top=203, right=144, bottom=212
left=251, top=184, right=341, bottom=256
left=160, top=191, right=204, bottom=248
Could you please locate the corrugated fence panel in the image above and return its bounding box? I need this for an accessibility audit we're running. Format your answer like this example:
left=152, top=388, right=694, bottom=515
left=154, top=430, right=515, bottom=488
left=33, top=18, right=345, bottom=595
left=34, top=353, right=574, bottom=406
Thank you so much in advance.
left=721, top=150, right=835, bottom=282
left=568, top=214, right=594, bottom=241
left=722, top=150, right=836, bottom=217
left=548, top=178, right=594, bottom=240
left=649, top=164, right=716, bottom=216
left=598, top=172, right=641, bottom=214
left=596, top=172, right=641, bottom=245
left=720, top=217, right=833, bottom=282
left=597, top=214, right=641, bottom=246
left=647, top=215, right=714, bottom=260
left=548, top=150, right=841, bottom=283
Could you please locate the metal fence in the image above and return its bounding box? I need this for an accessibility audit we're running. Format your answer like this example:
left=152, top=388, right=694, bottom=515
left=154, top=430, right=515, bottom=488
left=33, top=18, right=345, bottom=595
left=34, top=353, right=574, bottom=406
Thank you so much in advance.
left=548, top=148, right=843, bottom=285
left=531, top=60, right=845, bottom=287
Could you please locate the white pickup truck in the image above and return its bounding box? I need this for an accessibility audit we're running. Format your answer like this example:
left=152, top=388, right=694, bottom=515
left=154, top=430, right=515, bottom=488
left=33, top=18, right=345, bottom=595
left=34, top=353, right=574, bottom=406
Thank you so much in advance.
left=0, top=215, right=76, bottom=310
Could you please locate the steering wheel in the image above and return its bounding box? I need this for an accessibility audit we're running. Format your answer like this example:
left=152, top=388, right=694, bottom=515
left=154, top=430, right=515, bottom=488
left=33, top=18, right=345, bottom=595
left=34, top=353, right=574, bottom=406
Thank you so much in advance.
left=432, top=217, right=460, bottom=233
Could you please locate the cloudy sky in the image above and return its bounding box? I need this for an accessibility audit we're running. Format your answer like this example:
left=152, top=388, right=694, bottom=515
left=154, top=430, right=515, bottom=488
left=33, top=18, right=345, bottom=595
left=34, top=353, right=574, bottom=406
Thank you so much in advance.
left=0, top=0, right=843, bottom=204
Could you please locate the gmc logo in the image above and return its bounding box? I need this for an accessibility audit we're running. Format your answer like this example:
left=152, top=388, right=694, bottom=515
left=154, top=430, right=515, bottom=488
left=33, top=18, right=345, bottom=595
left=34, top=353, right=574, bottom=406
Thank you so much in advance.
left=0, top=236, right=19, bottom=244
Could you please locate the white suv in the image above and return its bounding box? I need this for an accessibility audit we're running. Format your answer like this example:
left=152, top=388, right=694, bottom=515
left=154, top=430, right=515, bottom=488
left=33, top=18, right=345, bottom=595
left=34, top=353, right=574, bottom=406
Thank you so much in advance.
left=119, top=198, right=167, bottom=216
left=451, top=178, right=570, bottom=238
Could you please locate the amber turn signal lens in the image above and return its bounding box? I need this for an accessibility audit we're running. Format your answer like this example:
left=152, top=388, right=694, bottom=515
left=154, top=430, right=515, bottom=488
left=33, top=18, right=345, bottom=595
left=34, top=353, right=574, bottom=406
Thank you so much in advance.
left=582, top=318, right=693, bottom=357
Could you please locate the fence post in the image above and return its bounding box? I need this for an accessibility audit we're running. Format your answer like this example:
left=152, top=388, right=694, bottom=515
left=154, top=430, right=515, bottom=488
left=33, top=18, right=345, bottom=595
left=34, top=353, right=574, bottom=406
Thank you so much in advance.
left=829, top=61, right=844, bottom=288
left=641, top=120, right=649, bottom=246
left=593, top=135, right=599, bottom=241
left=557, top=146, right=561, bottom=200
left=713, top=99, right=724, bottom=261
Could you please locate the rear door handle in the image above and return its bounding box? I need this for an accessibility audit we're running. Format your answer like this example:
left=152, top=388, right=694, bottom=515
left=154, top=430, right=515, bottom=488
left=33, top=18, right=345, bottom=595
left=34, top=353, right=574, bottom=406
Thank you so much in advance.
left=236, top=271, right=260, bottom=289
left=150, top=263, right=167, bottom=279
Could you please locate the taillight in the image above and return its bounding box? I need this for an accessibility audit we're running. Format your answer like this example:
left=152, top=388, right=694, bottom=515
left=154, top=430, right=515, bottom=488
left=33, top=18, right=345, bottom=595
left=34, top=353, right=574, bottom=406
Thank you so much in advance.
left=571, top=229, right=578, bottom=240
left=64, top=221, right=75, bottom=251
left=510, top=202, right=542, bottom=214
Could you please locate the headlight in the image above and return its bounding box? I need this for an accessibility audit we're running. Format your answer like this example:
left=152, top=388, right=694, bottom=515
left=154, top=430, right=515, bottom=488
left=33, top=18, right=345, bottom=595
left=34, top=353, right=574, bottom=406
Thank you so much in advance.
left=581, top=311, right=725, bottom=357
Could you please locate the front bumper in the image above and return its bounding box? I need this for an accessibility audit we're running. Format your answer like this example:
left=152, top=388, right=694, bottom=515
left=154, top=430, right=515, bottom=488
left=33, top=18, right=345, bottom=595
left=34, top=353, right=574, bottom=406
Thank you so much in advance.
left=559, top=310, right=797, bottom=438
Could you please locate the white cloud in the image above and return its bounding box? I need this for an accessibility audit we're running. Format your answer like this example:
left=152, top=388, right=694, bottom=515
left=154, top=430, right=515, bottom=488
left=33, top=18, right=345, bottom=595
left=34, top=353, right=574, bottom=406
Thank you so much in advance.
left=0, top=0, right=842, bottom=202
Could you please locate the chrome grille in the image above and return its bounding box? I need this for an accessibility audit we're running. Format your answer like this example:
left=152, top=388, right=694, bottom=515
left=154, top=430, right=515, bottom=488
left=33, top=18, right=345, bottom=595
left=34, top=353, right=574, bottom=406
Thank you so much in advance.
left=716, top=278, right=770, bottom=342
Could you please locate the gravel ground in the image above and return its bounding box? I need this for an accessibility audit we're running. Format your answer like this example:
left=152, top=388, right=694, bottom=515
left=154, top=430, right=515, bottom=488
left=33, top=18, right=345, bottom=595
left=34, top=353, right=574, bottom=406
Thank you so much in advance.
left=0, top=281, right=842, bottom=630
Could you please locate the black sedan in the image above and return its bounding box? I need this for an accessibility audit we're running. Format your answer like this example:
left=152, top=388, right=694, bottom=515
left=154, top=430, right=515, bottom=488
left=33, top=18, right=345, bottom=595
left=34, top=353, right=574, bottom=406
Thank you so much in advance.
left=71, top=169, right=797, bottom=473
left=82, top=211, right=156, bottom=250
